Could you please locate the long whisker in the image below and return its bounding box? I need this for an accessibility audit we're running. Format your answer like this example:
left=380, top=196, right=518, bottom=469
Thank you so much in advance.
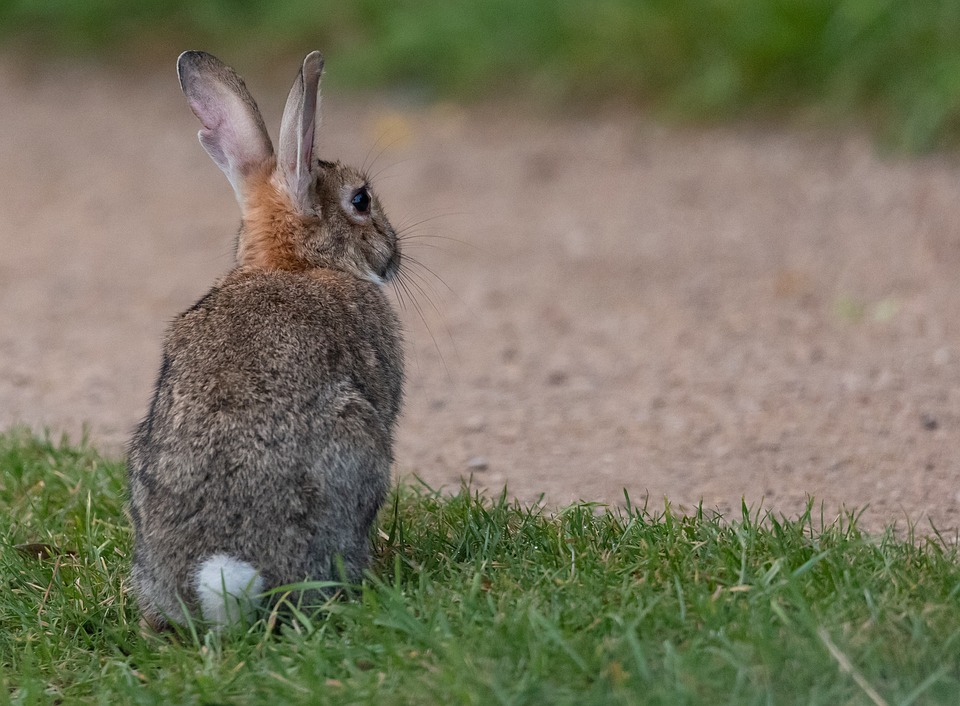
left=367, top=172, right=401, bottom=185
left=391, top=274, right=424, bottom=383
left=396, top=240, right=448, bottom=251
left=403, top=254, right=460, bottom=300
left=360, top=131, right=385, bottom=175
left=400, top=263, right=446, bottom=319
left=398, top=263, right=461, bottom=368
left=392, top=270, right=408, bottom=312
left=394, top=268, right=451, bottom=378
left=398, top=232, right=480, bottom=253
left=395, top=211, right=469, bottom=234
left=362, top=130, right=407, bottom=175
left=367, top=156, right=417, bottom=184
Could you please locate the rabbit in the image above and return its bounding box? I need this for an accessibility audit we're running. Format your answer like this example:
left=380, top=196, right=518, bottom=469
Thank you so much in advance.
left=126, top=50, right=404, bottom=631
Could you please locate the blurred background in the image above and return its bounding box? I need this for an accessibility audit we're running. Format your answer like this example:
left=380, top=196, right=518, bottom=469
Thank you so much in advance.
left=3, top=1, right=960, bottom=529
left=5, top=0, right=960, bottom=149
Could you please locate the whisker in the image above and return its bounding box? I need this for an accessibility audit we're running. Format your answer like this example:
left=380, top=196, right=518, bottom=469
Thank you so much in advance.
left=395, top=269, right=451, bottom=379
left=362, top=130, right=407, bottom=175
left=396, top=240, right=449, bottom=251
left=368, top=172, right=400, bottom=185
left=367, top=156, right=416, bottom=184
left=360, top=132, right=385, bottom=175
left=395, top=211, right=469, bottom=234
left=398, top=265, right=460, bottom=368
left=398, top=232, right=481, bottom=253
left=392, top=271, right=408, bottom=312
left=400, top=265, right=446, bottom=319
left=404, top=254, right=460, bottom=300
left=391, top=275, right=424, bottom=383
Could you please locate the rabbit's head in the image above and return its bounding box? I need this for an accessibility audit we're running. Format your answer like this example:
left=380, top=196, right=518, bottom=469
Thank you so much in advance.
left=177, top=51, right=399, bottom=284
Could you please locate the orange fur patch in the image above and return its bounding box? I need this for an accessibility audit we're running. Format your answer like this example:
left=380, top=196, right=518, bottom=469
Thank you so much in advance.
left=238, top=163, right=308, bottom=271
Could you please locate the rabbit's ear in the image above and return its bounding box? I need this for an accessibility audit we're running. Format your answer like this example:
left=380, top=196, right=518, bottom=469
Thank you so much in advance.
left=277, top=51, right=324, bottom=213
left=177, top=51, right=274, bottom=207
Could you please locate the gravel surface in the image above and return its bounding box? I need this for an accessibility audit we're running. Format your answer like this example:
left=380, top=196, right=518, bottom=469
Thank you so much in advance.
left=3, top=56, right=960, bottom=531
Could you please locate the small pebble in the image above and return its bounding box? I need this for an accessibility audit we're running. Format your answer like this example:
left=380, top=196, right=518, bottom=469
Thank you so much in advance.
left=466, top=456, right=489, bottom=471
left=464, top=415, right=486, bottom=433
left=920, top=413, right=939, bottom=431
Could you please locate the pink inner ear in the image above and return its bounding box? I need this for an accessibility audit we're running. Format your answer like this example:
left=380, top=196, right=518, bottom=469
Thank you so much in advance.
left=297, top=53, right=322, bottom=175
left=189, top=94, right=234, bottom=176
left=275, top=52, right=324, bottom=210
left=298, top=103, right=315, bottom=177
left=188, top=95, right=224, bottom=132
left=182, top=77, right=273, bottom=204
left=197, top=128, right=229, bottom=175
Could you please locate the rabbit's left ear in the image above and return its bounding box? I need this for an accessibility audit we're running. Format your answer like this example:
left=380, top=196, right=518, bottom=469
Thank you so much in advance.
left=177, top=51, right=274, bottom=207
left=277, top=51, right=324, bottom=213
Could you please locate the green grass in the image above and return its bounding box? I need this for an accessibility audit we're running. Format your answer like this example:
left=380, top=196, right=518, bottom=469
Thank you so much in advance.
left=4, top=1, right=960, bottom=150
left=1, top=429, right=959, bottom=704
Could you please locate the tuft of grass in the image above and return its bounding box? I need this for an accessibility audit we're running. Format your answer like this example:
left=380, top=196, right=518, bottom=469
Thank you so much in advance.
left=1, top=428, right=959, bottom=704
left=4, top=2, right=960, bottom=150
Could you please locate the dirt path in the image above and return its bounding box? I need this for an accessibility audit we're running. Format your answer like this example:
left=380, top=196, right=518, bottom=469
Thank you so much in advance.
left=3, top=56, right=960, bottom=532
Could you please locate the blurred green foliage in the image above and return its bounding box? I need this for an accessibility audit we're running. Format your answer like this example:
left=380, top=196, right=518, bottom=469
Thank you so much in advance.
left=3, top=0, right=960, bottom=150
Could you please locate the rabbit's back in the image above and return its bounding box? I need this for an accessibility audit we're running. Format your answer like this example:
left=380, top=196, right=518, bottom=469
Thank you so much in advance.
left=128, top=268, right=402, bottom=625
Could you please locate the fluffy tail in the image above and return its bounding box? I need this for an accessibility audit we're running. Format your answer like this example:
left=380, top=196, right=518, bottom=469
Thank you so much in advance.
left=194, top=554, right=264, bottom=628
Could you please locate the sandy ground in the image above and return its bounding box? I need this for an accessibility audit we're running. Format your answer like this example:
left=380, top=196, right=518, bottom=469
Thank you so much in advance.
left=2, top=55, right=960, bottom=532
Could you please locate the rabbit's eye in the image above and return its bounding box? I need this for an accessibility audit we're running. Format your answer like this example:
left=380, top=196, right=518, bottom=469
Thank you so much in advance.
left=351, top=188, right=371, bottom=214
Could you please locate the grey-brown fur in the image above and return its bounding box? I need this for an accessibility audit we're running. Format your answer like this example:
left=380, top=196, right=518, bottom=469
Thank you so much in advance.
left=127, top=51, right=404, bottom=629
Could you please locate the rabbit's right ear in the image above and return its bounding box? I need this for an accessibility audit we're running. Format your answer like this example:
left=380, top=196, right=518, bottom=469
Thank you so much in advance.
left=177, top=51, right=274, bottom=207
left=277, top=51, right=324, bottom=214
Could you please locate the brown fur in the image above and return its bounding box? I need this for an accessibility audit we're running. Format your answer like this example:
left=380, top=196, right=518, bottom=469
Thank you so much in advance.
left=127, top=51, right=405, bottom=629
left=237, top=164, right=308, bottom=272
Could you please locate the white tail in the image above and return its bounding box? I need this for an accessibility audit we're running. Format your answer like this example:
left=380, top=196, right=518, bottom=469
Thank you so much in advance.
left=194, top=554, right=264, bottom=628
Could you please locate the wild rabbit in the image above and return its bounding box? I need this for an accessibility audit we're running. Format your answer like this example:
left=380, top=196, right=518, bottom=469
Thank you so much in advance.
left=127, top=50, right=404, bottom=630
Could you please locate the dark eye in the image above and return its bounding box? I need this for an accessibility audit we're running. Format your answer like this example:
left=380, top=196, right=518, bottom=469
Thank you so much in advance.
left=351, top=188, right=371, bottom=214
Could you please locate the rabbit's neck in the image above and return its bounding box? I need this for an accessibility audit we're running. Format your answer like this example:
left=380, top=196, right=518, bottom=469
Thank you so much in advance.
left=238, top=167, right=308, bottom=272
